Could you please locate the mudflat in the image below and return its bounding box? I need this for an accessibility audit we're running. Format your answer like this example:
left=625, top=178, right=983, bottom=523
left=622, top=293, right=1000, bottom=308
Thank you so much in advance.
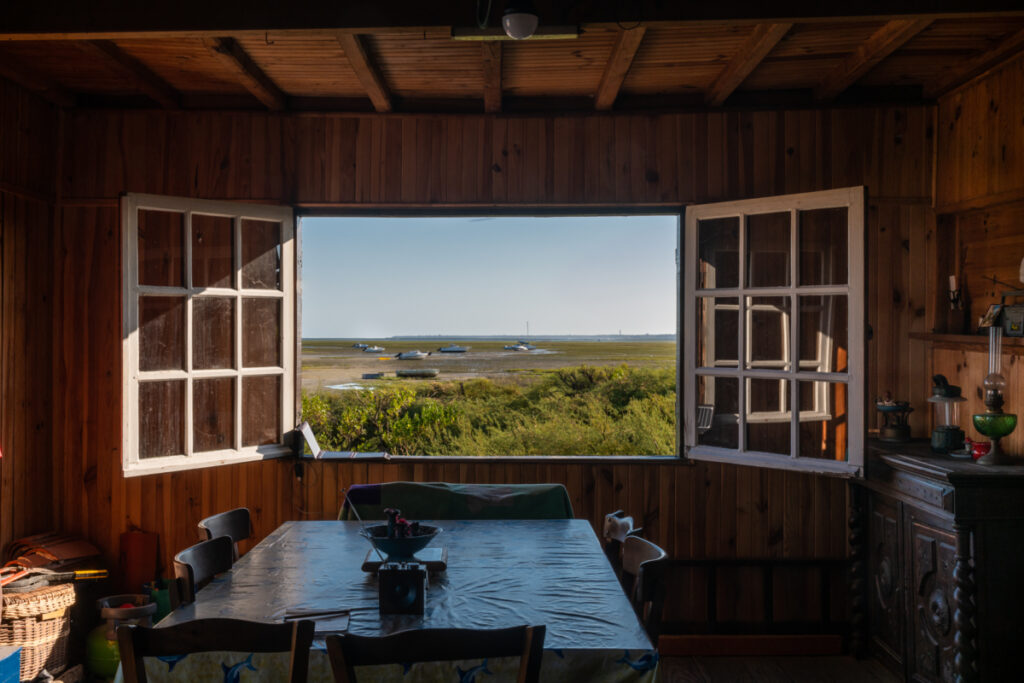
left=302, top=339, right=676, bottom=392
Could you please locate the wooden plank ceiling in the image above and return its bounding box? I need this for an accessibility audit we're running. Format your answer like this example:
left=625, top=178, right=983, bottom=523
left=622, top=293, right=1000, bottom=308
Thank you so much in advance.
left=1, top=14, right=1024, bottom=112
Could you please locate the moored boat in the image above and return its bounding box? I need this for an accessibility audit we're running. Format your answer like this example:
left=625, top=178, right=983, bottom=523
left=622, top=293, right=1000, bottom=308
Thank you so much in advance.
left=364, top=345, right=385, bottom=353
left=395, top=350, right=431, bottom=360
left=504, top=344, right=529, bottom=351
left=438, top=344, right=468, bottom=353
left=352, top=343, right=368, bottom=349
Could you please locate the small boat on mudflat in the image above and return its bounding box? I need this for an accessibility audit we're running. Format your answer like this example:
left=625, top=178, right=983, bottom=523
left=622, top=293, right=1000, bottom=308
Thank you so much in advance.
left=352, top=343, right=368, bottom=349
left=364, top=345, right=385, bottom=353
left=395, top=350, right=431, bottom=360
left=396, top=368, right=440, bottom=378
left=438, top=344, right=468, bottom=353
left=504, top=344, right=530, bottom=351
left=517, top=340, right=537, bottom=350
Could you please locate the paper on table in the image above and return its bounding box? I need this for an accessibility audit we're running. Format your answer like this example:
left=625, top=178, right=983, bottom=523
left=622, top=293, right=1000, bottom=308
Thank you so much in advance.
left=279, top=608, right=351, bottom=635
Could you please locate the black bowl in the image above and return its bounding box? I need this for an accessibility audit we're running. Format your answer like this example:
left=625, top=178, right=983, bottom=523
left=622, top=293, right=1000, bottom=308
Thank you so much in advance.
left=360, top=524, right=441, bottom=560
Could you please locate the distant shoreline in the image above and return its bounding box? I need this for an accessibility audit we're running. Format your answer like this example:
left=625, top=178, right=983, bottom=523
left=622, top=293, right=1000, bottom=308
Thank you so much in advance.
left=304, top=334, right=675, bottom=342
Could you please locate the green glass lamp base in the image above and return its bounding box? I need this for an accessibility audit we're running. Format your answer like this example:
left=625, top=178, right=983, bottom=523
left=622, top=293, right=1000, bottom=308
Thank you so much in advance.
left=973, top=413, right=1017, bottom=465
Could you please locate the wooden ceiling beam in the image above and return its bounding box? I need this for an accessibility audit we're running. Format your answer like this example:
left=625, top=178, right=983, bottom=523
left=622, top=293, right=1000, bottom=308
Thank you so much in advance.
left=814, top=18, right=932, bottom=101
left=705, top=23, right=791, bottom=106
left=202, top=37, right=286, bottom=110
left=924, top=27, right=1024, bottom=99
left=78, top=39, right=180, bottom=108
left=482, top=42, right=502, bottom=113
left=0, top=53, right=76, bottom=107
left=336, top=33, right=392, bottom=113
left=594, top=27, right=646, bottom=111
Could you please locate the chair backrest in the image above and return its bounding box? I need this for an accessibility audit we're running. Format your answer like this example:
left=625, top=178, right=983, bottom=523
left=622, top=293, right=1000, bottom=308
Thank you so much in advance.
left=117, top=618, right=315, bottom=683
left=339, top=482, right=573, bottom=521
left=172, top=536, right=234, bottom=606
left=325, top=625, right=546, bottom=683
left=621, top=536, right=669, bottom=641
left=197, top=507, right=252, bottom=561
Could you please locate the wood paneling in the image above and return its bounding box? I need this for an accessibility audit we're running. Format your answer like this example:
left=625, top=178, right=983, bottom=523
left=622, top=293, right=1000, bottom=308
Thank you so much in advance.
left=0, top=78, right=57, bottom=555
left=51, top=105, right=934, bottom=581
left=936, top=53, right=1024, bottom=211
left=928, top=49, right=1024, bottom=461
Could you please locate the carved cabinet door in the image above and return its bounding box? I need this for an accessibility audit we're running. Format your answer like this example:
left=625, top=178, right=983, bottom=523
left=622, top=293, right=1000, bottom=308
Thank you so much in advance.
left=907, top=512, right=957, bottom=683
left=868, top=495, right=903, bottom=673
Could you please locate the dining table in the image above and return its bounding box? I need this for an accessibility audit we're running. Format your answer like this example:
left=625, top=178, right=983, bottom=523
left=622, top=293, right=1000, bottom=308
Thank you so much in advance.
left=133, top=519, right=659, bottom=682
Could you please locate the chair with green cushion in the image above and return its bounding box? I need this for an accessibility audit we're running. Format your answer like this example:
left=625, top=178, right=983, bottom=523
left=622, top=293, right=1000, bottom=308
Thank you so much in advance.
left=338, top=482, right=574, bottom=521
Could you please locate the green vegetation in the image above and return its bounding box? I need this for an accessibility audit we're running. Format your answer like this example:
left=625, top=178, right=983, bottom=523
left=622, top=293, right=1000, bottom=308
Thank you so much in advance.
left=302, top=365, right=676, bottom=456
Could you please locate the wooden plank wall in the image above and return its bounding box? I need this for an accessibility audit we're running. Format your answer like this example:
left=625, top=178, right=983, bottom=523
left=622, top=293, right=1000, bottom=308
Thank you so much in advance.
left=0, top=78, right=58, bottom=554
left=930, top=53, right=1024, bottom=457
left=52, top=106, right=935, bottom=589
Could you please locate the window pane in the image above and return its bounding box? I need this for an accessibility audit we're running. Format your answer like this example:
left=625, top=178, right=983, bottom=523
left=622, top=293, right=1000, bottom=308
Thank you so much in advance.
left=746, top=212, right=791, bottom=287
left=242, top=298, right=282, bottom=367
left=747, top=378, right=790, bottom=455
left=697, top=217, right=739, bottom=289
left=697, top=376, right=738, bottom=448
left=139, top=296, right=185, bottom=371
left=696, top=297, right=738, bottom=368
left=799, top=381, right=848, bottom=461
left=241, top=219, right=281, bottom=290
left=746, top=296, right=790, bottom=370
left=139, top=380, right=184, bottom=458
left=799, top=295, right=848, bottom=372
left=799, top=207, right=848, bottom=286
left=194, top=377, right=234, bottom=453
left=243, top=375, right=281, bottom=446
left=138, top=210, right=184, bottom=287
left=193, top=297, right=235, bottom=370
left=192, top=214, right=233, bottom=288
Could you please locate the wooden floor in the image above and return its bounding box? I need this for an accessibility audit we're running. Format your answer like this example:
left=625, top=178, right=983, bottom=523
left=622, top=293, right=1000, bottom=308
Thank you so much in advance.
left=660, top=656, right=899, bottom=682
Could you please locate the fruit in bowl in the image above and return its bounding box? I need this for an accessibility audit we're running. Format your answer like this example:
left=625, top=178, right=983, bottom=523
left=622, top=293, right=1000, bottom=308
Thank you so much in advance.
left=360, top=508, right=441, bottom=560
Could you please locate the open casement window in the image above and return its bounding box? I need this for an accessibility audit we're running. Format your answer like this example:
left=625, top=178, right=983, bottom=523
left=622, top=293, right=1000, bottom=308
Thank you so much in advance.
left=121, top=194, right=296, bottom=477
left=682, top=187, right=865, bottom=477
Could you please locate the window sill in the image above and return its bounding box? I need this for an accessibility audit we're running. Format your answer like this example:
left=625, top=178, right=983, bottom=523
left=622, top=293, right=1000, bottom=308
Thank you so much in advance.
left=302, top=453, right=687, bottom=465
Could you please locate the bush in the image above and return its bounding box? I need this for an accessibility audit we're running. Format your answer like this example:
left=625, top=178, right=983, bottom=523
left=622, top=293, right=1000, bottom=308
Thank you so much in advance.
left=301, top=365, right=676, bottom=456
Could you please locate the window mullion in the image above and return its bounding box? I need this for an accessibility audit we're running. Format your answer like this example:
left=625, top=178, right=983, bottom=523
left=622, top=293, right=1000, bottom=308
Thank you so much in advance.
left=789, top=208, right=799, bottom=459
left=737, top=213, right=746, bottom=453
left=185, top=211, right=194, bottom=458
left=235, top=215, right=244, bottom=451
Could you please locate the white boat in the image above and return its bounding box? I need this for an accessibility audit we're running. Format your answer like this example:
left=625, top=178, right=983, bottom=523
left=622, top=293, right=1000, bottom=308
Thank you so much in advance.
left=352, top=343, right=368, bottom=349
left=438, top=344, right=468, bottom=353
left=395, top=350, right=431, bottom=360
left=504, top=344, right=530, bottom=351
left=364, top=345, right=385, bottom=353
left=517, top=340, right=537, bottom=350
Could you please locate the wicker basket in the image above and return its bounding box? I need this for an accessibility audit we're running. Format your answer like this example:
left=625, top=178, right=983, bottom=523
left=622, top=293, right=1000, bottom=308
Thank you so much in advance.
left=0, top=583, right=76, bottom=680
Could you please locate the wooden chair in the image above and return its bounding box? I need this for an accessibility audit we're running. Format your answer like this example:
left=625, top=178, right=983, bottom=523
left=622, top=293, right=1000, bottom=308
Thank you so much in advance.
left=117, top=618, right=315, bottom=683
left=172, top=536, right=233, bottom=606
left=198, top=507, right=252, bottom=562
left=621, top=536, right=669, bottom=641
left=325, top=625, right=546, bottom=683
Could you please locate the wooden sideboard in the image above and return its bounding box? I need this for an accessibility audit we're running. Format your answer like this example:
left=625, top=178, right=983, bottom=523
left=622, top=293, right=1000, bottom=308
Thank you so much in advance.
left=851, top=441, right=1024, bottom=683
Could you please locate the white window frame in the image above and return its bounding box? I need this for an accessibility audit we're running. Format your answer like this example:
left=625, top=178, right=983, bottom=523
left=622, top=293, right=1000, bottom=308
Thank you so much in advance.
left=682, top=186, right=865, bottom=477
left=121, top=193, right=296, bottom=477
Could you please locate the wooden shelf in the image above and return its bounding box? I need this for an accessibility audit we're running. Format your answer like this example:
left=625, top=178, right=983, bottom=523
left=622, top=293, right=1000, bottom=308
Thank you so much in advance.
left=909, top=332, right=1024, bottom=354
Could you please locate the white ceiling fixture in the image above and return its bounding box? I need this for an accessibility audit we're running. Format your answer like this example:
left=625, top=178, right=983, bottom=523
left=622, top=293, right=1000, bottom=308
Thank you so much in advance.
left=502, top=0, right=540, bottom=39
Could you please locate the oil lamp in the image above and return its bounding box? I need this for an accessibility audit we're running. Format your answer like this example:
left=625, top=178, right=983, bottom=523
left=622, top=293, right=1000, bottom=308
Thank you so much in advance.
left=973, top=326, right=1018, bottom=465
left=929, top=375, right=966, bottom=453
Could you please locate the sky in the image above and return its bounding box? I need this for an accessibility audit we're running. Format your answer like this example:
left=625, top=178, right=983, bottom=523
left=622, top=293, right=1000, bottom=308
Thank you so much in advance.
left=300, top=215, right=678, bottom=338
